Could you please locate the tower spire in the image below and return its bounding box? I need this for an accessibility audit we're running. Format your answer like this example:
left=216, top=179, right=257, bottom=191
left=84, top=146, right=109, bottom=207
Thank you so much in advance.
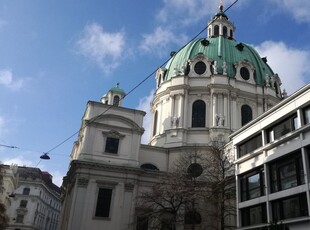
left=219, top=0, right=224, bottom=12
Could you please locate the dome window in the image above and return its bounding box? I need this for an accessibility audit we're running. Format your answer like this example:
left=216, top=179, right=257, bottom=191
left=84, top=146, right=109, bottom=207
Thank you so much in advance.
left=241, top=105, right=252, bottom=126
left=192, top=100, right=206, bottom=127
left=194, top=61, right=207, bottom=75
left=240, top=67, right=250, bottom=80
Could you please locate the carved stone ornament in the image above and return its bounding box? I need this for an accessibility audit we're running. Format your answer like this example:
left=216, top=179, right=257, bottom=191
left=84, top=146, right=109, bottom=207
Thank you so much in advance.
left=77, top=177, right=89, bottom=187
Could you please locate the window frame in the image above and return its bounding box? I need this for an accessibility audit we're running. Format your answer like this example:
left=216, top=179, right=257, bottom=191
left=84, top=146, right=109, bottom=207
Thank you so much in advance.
left=271, top=193, right=308, bottom=221
left=94, top=187, right=113, bottom=219
left=240, top=168, right=265, bottom=202
left=19, top=200, right=28, bottom=208
left=267, top=114, right=298, bottom=143
left=102, top=130, right=125, bottom=155
left=269, top=150, right=305, bottom=193
left=191, top=100, right=206, bottom=128
left=241, top=203, right=267, bottom=227
left=237, top=133, right=262, bottom=158
left=22, top=187, right=30, bottom=195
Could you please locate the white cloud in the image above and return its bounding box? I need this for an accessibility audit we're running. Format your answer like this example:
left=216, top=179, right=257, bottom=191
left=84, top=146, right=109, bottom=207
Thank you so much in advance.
left=269, top=0, right=310, bottom=23
left=77, top=22, right=126, bottom=74
left=0, top=69, right=24, bottom=90
left=139, top=27, right=188, bottom=57
left=2, top=155, right=34, bottom=167
left=255, top=41, right=310, bottom=94
left=136, top=90, right=155, bottom=144
left=157, top=0, right=239, bottom=26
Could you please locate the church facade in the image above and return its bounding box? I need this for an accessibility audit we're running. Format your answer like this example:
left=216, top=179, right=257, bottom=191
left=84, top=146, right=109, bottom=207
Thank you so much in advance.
left=59, top=5, right=284, bottom=230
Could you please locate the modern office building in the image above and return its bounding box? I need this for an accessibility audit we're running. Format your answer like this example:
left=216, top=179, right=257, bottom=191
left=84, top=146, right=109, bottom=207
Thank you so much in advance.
left=230, top=84, right=310, bottom=229
left=6, top=167, right=61, bottom=230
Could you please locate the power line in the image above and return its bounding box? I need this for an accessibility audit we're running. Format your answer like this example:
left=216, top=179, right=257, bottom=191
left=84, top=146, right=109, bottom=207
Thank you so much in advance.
left=5, top=1, right=239, bottom=165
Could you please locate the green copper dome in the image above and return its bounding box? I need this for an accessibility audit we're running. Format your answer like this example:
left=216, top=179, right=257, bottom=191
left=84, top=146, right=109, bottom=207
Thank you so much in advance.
left=164, top=37, right=273, bottom=86
left=109, top=83, right=125, bottom=95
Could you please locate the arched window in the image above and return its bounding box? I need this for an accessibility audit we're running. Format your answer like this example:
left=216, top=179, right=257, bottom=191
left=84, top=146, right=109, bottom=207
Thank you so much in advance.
left=113, top=95, right=120, bottom=106
left=241, top=105, right=252, bottom=126
left=223, top=26, right=227, bottom=37
left=192, top=100, right=206, bottom=127
left=153, top=111, right=158, bottom=136
left=214, top=25, right=219, bottom=36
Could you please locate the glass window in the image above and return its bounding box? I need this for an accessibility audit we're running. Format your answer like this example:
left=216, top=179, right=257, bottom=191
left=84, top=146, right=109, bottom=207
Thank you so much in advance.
left=240, top=168, right=265, bottom=201
left=241, top=204, right=267, bottom=227
left=241, top=104, right=252, bottom=126
left=267, top=114, right=297, bottom=142
left=23, top=188, right=30, bottom=195
left=20, top=200, right=28, bottom=208
left=272, top=193, right=308, bottom=221
left=303, top=105, right=310, bottom=124
left=105, top=137, right=119, bottom=154
left=238, top=133, right=262, bottom=158
left=270, top=151, right=304, bottom=193
left=95, top=188, right=112, bottom=218
left=192, top=100, right=206, bottom=128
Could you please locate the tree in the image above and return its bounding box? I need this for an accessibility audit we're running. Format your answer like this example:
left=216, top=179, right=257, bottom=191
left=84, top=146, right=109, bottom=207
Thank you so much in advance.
left=135, top=141, right=236, bottom=230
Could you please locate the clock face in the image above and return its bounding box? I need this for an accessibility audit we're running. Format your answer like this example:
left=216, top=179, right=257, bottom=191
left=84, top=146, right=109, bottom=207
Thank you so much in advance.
left=194, top=61, right=207, bottom=75
left=240, top=67, right=250, bottom=80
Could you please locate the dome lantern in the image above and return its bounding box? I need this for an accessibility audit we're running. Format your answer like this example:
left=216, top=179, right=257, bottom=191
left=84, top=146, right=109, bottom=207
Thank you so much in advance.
left=207, top=2, right=235, bottom=39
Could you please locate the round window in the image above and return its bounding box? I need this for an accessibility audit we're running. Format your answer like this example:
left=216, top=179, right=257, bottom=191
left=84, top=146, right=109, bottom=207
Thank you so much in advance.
left=240, top=67, right=250, bottom=80
left=194, top=61, right=206, bottom=75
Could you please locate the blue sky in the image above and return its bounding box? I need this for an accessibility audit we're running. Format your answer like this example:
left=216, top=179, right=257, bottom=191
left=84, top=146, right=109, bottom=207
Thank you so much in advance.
left=1, top=0, right=310, bottom=186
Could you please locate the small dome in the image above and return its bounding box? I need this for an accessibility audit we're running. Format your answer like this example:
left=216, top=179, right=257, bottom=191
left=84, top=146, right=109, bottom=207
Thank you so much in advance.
left=109, top=83, right=125, bottom=95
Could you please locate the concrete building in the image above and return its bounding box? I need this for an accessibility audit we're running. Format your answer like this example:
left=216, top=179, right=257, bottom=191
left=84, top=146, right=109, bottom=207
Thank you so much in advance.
left=6, top=167, right=61, bottom=230
left=60, top=5, right=284, bottom=230
left=230, top=84, right=310, bottom=229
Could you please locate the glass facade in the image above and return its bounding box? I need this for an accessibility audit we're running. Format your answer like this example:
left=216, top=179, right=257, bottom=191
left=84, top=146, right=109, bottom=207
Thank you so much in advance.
left=241, top=204, right=267, bottom=227
left=238, top=133, right=262, bottom=158
left=269, top=151, right=304, bottom=193
left=240, top=168, right=264, bottom=201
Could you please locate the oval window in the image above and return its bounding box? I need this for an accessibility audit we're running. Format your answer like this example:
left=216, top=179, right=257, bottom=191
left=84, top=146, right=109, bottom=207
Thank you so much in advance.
left=240, top=67, right=250, bottom=80
left=194, top=61, right=206, bottom=75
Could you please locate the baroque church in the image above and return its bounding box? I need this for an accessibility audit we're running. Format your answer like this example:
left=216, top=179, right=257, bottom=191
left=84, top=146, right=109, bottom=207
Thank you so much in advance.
left=59, top=4, right=284, bottom=230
